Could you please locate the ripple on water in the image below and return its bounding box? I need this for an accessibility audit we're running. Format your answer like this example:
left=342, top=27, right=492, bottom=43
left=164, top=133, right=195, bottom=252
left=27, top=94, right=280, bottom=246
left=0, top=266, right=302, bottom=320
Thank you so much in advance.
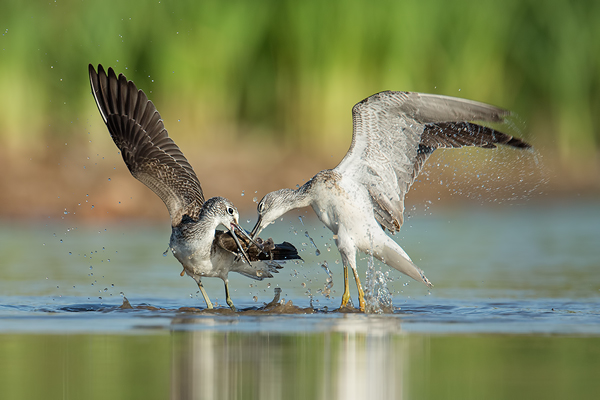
left=1, top=295, right=599, bottom=335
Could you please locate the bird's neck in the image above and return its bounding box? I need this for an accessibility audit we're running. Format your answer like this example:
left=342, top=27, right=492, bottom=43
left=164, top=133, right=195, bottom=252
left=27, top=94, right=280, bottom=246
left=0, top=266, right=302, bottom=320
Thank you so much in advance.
left=174, top=216, right=222, bottom=250
left=170, top=216, right=222, bottom=265
left=290, top=181, right=315, bottom=209
left=199, top=216, right=226, bottom=242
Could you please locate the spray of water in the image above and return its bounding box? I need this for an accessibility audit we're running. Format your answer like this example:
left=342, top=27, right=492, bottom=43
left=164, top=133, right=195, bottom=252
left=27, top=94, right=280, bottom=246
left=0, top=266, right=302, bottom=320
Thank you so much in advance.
left=316, top=261, right=334, bottom=299
left=363, top=235, right=394, bottom=314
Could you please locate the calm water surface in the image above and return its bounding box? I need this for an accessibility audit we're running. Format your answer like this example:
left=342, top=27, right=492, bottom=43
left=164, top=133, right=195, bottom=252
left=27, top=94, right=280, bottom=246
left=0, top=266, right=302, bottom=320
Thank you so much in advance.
left=1, top=201, right=599, bottom=399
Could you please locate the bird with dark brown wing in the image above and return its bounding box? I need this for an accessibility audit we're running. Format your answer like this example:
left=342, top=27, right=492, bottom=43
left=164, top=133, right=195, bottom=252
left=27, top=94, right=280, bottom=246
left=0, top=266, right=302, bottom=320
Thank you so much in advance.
left=88, top=64, right=299, bottom=311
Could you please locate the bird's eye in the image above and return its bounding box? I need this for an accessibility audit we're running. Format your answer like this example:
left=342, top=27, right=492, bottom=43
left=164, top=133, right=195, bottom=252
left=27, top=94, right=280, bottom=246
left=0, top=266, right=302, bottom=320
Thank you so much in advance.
left=257, top=202, right=264, bottom=213
left=227, top=207, right=234, bottom=215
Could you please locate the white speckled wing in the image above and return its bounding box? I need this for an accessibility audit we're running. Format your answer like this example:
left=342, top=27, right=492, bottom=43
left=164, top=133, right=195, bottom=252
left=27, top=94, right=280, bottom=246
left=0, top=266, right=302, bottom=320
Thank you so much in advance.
left=334, top=91, right=524, bottom=233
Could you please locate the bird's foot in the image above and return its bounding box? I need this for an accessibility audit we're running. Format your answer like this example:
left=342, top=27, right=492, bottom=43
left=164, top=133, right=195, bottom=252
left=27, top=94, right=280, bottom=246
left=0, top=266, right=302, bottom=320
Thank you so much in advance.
left=226, top=299, right=237, bottom=312
left=358, top=297, right=366, bottom=312
left=338, top=300, right=362, bottom=313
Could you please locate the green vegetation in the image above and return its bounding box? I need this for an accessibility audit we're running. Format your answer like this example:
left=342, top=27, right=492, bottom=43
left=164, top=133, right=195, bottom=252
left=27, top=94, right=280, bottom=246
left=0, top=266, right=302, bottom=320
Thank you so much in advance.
left=1, top=0, right=598, bottom=166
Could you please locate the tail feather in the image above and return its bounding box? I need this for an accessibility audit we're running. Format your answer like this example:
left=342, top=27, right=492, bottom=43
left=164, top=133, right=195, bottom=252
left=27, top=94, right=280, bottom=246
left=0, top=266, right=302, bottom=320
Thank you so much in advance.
left=263, top=240, right=303, bottom=261
left=236, top=261, right=283, bottom=281
left=374, top=242, right=432, bottom=287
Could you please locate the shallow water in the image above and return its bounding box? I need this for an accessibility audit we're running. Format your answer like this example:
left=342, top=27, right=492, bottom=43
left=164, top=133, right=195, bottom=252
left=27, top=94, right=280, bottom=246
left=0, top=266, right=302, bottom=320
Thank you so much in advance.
left=1, top=200, right=599, bottom=399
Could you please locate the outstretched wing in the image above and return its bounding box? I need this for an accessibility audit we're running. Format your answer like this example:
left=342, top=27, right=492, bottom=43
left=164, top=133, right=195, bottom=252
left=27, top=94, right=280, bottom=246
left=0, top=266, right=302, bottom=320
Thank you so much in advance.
left=89, top=64, right=205, bottom=226
left=335, top=91, right=531, bottom=232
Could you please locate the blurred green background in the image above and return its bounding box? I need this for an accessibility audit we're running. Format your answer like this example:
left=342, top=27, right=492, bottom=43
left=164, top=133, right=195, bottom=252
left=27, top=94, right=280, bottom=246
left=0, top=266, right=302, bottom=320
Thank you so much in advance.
left=1, top=0, right=598, bottom=218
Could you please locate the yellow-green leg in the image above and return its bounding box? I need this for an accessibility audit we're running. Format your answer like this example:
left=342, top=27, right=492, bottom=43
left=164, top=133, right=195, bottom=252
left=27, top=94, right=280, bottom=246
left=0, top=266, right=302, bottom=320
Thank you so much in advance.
left=197, top=280, right=213, bottom=309
left=224, top=280, right=237, bottom=312
left=340, top=264, right=351, bottom=308
left=352, top=268, right=366, bottom=312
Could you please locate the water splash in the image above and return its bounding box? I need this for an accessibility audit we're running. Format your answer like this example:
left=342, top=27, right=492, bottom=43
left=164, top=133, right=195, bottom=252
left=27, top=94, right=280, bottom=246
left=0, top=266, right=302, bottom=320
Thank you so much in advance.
left=364, top=252, right=393, bottom=314
left=304, top=231, right=320, bottom=256
left=317, top=261, right=334, bottom=299
left=305, top=288, right=314, bottom=308
left=415, top=121, right=547, bottom=208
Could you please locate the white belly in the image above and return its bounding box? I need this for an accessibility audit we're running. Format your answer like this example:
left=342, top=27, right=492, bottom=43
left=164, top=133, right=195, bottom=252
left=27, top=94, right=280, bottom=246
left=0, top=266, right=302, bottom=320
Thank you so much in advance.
left=310, top=177, right=378, bottom=240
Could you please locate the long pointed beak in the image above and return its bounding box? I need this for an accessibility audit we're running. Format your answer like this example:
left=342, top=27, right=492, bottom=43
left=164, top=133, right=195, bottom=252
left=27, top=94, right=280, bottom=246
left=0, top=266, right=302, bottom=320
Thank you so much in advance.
left=250, top=215, right=263, bottom=240
left=230, top=221, right=265, bottom=263
left=234, top=221, right=264, bottom=248
left=229, top=222, right=252, bottom=264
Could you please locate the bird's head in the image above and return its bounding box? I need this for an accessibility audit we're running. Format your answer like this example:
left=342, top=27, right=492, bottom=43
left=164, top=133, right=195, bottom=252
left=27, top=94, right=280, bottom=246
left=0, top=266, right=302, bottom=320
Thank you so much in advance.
left=251, top=189, right=296, bottom=239
left=201, top=197, right=242, bottom=232
left=203, top=197, right=259, bottom=263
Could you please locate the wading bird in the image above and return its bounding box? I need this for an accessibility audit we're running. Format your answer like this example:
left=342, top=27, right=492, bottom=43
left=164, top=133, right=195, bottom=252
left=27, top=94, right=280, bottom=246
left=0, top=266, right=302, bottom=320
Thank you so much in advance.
left=89, top=64, right=299, bottom=311
left=251, top=91, right=531, bottom=311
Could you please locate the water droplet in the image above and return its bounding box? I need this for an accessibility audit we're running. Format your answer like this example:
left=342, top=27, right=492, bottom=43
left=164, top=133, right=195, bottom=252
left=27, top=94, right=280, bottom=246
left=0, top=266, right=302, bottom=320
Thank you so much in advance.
left=253, top=296, right=258, bottom=302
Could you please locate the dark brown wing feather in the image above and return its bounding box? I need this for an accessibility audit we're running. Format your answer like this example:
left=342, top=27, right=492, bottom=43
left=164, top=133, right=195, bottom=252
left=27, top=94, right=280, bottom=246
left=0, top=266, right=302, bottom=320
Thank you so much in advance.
left=214, top=231, right=301, bottom=262
left=88, top=64, right=205, bottom=226
left=411, top=121, right=532, bottom=184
